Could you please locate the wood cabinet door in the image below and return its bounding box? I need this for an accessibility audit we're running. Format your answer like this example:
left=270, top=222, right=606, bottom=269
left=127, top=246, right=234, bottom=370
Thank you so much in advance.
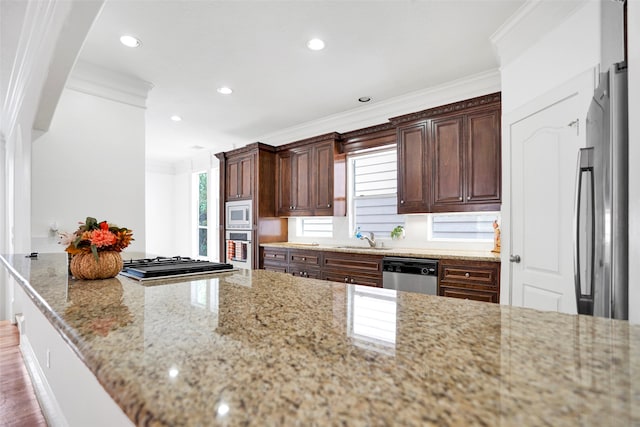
left=431, top=116, right=465, bottom=210
left=226, top=155, right=253, bottom=200
left=291, top=147, right=314, bottom=216
left=397, top=122, right=428, bottom=213
left=313, top=141, right=334, bottom=215
left=238, top=155, right=254, bottom=199
left=275, top=152, right=292, bottom=216
left=466, top=109, right=501, bottom=206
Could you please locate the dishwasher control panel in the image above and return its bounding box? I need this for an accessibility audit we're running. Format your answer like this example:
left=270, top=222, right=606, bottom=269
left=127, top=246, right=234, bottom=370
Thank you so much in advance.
left=382, top=257, right=438, bottom=275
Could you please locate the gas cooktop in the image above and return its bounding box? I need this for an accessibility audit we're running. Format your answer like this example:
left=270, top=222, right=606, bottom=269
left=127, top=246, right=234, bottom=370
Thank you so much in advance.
left=120, top=256, right=235, bottom=281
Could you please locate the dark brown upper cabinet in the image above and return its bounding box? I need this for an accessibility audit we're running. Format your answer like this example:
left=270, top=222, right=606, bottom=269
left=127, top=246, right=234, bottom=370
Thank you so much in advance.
left=391, top=93, right=502, bottom=214
left=397, top=121, right=429, bottom=214
left=225, top=152, right=254, bottom=201
left=276, top=133, right=346, bottom=217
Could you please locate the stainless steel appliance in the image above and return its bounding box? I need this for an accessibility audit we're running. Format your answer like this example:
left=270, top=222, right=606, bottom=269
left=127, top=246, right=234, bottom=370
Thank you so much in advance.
left=120, top=256, right=234, bottom=281
left=574, top=61, right=628, bottom=319
left=382, top=257, right=438, bottom=295
left=225, top=200, right=252, bottom=230
left=225, top=230, right=252, bottom=269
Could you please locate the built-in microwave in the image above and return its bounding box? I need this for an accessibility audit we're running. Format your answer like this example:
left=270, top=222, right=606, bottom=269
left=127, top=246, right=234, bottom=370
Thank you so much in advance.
left=225, top=200, right=252, bottom=230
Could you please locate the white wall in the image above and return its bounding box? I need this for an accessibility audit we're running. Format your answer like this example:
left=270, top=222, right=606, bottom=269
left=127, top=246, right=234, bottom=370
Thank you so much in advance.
left=145, top=163, right=176, bottom=257
left=500, top=2, right=601, bottom=115
left=628, top=0, right=639, bottom=324
left=31, top=88, right=146, bottom=254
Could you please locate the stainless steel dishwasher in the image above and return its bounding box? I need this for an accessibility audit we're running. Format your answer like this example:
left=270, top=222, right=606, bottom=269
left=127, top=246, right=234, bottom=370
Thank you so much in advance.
left=382, top=257, right=438, bottom=295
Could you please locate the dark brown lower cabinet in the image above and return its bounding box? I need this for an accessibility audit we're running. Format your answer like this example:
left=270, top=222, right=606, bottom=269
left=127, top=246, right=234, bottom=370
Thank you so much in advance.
left=261, top=247, right=288, bottom=273
left=261, top=247, right=383, bottom=288
left=438, top=259, right=500, bottom=303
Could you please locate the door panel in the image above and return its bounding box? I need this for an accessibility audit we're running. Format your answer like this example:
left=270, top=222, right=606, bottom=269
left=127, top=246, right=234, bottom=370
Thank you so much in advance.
left=313, top=142, right=334, bottom=214
left=511, top=92, right=584, bottom=314
left=291, top=148, right=313, bottom=215
left=432, top=116, right=464, bottom=206
left=467, top=110, right=501, bottom=202
left=397, top=122, right=427, bottom=213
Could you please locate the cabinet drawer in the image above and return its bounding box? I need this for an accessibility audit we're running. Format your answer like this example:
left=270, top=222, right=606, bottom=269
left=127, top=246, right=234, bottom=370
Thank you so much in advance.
left=439, top=286, right=497, bottom=303
left=439, top=260, right=499, bottom=288
left=262, top=248, right=288, bottom=263
left=322, top=271, right=382, bottom=288
left=289, top=250, right=322, bottom=267
left=264, top=265, right=288, bottom=274
left=290, top=266, right=321, bottom=280
left=323, top=252, right=382, bottom=274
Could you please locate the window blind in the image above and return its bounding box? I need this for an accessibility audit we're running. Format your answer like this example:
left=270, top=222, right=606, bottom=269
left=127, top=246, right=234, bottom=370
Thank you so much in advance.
left=430, top=213, right=497, bottom=240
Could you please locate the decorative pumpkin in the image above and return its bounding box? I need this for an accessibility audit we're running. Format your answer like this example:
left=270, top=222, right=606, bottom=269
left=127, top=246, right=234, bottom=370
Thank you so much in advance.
left=69, top=251, right=123, bottom=280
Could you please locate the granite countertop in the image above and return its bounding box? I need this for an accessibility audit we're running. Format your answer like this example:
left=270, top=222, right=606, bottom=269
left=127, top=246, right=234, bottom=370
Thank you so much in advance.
left=2, top=253, right=638, bottom=426
left=260, top=242, right=501, bottom=262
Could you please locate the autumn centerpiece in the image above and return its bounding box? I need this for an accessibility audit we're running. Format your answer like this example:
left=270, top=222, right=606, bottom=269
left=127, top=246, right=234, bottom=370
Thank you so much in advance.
left=60, top=217, right=133, bottom=280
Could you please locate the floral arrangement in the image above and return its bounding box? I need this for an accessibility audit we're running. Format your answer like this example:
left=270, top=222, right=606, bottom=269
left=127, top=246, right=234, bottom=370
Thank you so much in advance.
left=59, top=217, right=133, bottom=259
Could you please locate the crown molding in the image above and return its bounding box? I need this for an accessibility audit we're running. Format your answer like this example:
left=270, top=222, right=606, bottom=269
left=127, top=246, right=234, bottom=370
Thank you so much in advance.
left=66, top=61, right=154, bottom=109
left=255, top=69, right=501, bottom=147
left=490, top=0, right=588, bottom=66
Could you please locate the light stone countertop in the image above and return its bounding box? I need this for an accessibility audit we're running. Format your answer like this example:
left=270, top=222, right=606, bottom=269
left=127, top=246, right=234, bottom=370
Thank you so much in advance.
left=260, top=242, right=501, bottom=262
left=2, top=253, right=638, bottom=426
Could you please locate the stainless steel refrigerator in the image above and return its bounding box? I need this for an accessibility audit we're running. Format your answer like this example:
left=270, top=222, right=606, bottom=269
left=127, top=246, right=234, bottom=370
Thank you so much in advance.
left=574, top=61, right=628, bottom=320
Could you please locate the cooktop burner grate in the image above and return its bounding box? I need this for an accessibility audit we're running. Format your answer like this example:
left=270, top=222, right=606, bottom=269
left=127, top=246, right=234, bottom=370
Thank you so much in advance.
left=121, top=256, right=235, bottom=280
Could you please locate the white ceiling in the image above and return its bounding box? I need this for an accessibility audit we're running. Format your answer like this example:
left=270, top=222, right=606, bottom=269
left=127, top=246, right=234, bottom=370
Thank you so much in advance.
left=77, top=0, right=526, bottom=163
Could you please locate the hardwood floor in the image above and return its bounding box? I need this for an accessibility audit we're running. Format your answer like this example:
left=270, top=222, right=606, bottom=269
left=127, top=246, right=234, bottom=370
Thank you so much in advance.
left=0, top=320, right=48, bottom=427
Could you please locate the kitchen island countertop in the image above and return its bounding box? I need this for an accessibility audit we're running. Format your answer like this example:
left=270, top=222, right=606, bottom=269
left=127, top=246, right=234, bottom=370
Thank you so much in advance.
left=260, top=242, right=501, bottom=262
left=1, top=253, right=638, bottom=426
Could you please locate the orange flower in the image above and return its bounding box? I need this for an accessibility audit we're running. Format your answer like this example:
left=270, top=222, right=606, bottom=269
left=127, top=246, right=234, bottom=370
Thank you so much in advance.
left=90, top=229, right=117, bottom=248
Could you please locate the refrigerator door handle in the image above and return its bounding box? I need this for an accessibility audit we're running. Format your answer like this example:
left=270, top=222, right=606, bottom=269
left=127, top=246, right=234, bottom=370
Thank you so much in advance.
left=573, top=148, right=594, bottom=315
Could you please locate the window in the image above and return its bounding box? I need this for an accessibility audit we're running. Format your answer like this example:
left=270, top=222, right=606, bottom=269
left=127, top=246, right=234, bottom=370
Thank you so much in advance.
left=298, top=217, right=333, bottom=238
left=196, top=172, right=208, bottom=256
left=430, top=213, right=498, bottom=241
left=350, top=147, right=404, bottom=238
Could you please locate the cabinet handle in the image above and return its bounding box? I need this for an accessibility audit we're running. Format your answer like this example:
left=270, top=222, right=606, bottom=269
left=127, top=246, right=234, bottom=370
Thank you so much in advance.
left=465, top=272, right=470, bottom=278
left=289, top=205, right=293, bottom=209
left=299, top=271, right=304, bottom=276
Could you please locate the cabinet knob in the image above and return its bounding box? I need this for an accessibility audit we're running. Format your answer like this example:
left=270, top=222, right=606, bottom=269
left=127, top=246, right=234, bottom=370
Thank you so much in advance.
left=289, top=205, right=293, bottom=209
left=464, top=272, right=470, bottom=278
left=350, top=278, right=355, bottom=284
left=458, top=196, right=463, bottom=201
left=344, top=277, right=349, bottom=283
left=272, top=254, right=277, bottom=257
left=327, top=204, right=331, bottom=208
left=467, top=196, right=471, bottom=200
left=302, top=257, right=306, bottom=261
left=299, top=271, right=303, bottom=275
left=400, top=200, right=404, bottom=204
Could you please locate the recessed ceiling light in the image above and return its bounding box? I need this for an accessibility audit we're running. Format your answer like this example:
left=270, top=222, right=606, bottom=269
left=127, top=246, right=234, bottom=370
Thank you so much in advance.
left=307, top=38, right=325, bottom=51
left=170, top=115, right=182, bottom=122
left=358, top=96, right=371, bottom=103
left=217, top=87, right=233, bottom=95
left=120, top=35, right=141, bottom=48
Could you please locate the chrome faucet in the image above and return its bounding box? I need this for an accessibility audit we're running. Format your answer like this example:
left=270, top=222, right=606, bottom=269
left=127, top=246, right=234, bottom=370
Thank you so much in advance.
left=359, top=231, right=376, bottom=247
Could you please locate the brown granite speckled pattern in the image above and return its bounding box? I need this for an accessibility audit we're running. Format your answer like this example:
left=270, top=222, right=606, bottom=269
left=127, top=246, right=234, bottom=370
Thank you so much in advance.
left=2, top=253, right=638, bottom=426
left=260, top=242, right=501, bottom=262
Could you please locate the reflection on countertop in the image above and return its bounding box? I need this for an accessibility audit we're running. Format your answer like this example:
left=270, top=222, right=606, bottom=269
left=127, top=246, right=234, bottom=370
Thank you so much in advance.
left=260, top=241, right=501, bottom=261
left=1, top=253, right=638, bottom=426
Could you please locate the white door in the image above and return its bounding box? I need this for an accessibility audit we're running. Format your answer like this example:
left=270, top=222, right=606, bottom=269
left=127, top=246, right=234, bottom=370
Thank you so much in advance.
left=508, top=71, right=594, bottom=313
